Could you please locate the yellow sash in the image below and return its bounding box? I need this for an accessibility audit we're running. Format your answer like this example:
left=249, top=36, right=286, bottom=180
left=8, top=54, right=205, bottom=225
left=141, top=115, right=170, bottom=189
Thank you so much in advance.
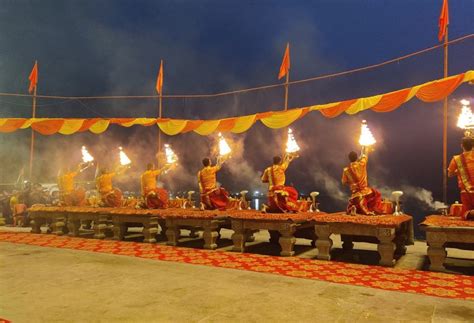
left=454, top=155, right=474, bottom=193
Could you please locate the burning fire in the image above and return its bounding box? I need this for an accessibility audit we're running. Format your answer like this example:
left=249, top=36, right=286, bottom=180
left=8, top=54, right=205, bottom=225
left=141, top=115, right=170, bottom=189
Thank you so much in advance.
left=218, top=133, right=231, bottom=156
left=119, top=147, right=132, bottom=166
left=457, top=100, right=474, bottom=130
left=358, top=120, right=376, bottom=146
left=81, top=146, right=94, bottom=163
left=285, top=128, right=300, bottom=153
left=164, top=144, right=178, bottom=164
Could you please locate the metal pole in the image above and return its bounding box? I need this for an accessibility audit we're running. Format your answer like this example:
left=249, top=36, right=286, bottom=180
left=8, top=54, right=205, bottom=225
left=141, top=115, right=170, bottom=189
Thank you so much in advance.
left=442, top=27, right=449, bottom=204
left=284, top=67, right=290, bottom=111
left=158, top=60, right=163, bottom=166
left=29, top=61, right=38, bottom=181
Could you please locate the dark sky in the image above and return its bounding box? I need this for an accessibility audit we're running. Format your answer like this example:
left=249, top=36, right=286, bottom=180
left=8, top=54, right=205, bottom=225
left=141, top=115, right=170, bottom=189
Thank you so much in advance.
left=0, top=0, right=473, bottom=217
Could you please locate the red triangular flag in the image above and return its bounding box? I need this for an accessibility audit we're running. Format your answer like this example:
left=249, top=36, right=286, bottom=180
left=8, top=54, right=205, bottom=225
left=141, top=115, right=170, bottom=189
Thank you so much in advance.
left=438, top=0, right=449, bottom=42
left=278, top=43, right=290, bottom=80
left=28, top=62, right=38, bottom=94
left=156, top=60, right=164, bottom=94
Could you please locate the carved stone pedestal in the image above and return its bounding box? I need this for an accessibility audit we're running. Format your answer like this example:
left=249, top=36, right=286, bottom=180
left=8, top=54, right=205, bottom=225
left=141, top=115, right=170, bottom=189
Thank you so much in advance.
left=231, top=219, right=315, bottom=257
left=30, top=211, right=66, bottom=235
left=314, top=215, right=412, bottom=267
left=165, top=217, right=228, bottom=249
left=110, top=214, right=159, bottom=243
left=420, top=220, right=474, bottom=272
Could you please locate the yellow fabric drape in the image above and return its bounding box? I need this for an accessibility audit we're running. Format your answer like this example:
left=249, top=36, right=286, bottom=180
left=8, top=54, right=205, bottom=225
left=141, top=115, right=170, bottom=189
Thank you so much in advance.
left=158, top=120, right=188, bottom=135
left=260, top=109, right=303, bottom=129
left=59, top=119, right=85, bottom=135
left=1, top=70, right=472, bottom=136
left=89, top=120, right=110, bottom=134
left=231, top=115, right=257, bottom=133
left=194, top=120, right=222, bottom=136
left=345, top=95, right=383, bottom=115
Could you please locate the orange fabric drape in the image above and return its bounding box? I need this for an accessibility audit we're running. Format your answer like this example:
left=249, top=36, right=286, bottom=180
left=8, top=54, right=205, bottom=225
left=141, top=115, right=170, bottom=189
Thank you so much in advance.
left=110, top=118, right=136, bottom=125
left=0, top=119, right=27, bottom=132
left=438, top=0, right=449, bottom=42
left=1, top=70, right=472, bottom=136
left=215, top=118, right=237, bottom=132
left=78, top=119, right=100, bottom=132
left=28, top=62, right=38, bottom=94
left=156, top=60, right=164, bottom=95
left=370, top=88, right=411, bottom=113
left=416, top=73, right=464, bottom=102
left=181, top=120, right=204, bottom=133
left=31, top=119, right=65, bottom=135
left=255, top=111, right=275, bottom=120
left=319, top=99, right=358, bottom=118
left=278, top=43, right=290, bottom=80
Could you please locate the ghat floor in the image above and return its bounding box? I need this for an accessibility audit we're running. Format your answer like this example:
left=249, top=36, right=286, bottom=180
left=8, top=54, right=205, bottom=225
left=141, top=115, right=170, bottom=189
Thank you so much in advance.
left=0, top=227, right=473, bottom=322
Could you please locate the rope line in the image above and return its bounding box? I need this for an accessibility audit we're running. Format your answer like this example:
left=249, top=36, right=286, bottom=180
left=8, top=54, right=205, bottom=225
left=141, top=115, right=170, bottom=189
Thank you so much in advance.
left=0, top=33, right=472, bottom=101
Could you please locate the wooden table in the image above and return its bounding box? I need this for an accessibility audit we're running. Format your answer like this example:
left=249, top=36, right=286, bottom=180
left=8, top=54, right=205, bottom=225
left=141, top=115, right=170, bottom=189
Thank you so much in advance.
left=314, top=212, right=414, bottom=267
left=420, top=215, right=474, bottom=271
left=227, top=211, right=319, bottom=257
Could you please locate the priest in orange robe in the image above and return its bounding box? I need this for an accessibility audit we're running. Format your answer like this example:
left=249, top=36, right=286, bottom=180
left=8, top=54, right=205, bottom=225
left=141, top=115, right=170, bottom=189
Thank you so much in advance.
left=448, top=137, right=474, bottom=220
left=342, top=151, right=383, bottom=215
left=96, top=166, right=127, bottom=207
left=261, top=154, right=302, bottom=213
left=198, top=157, right=229, bottom=210
left=141, top=163, right=172, bottom=209
left=58, top=164, right=88, bottom=206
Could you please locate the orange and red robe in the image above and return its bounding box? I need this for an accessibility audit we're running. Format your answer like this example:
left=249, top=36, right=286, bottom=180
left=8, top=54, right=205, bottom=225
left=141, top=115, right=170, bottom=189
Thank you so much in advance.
left=58, top=171, right=86, bottom=206
left=141, top=169, right=168, bottom=209
left=448, top=150, right=474, bottom=220
left=261, top=161, right=303, bottom=213
left=96, top=172, right=122, bottom=207
left=198, top=165, right=229, bottom=210
left=342, top=155, right=383, bottom=215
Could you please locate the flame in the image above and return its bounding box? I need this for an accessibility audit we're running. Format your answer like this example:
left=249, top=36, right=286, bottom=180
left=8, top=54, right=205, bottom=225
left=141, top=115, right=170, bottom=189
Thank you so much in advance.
left=218, top=133, right=231, bottom=156
left=285, top=128, right=300, bottom=153
left=119, top=147, right=131, bottom=166
left=164, top=144, right=178, bottom=164
left=358, top=120, right=376, bottom=146
left=457, top=100, right=474, bottom=130
left=81, top=146, right=94, bottom=163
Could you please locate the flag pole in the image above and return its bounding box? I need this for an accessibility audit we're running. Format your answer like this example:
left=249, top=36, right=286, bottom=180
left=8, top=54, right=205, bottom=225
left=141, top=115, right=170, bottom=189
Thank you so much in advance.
left=29, top=60, right=38, bottom=181
left=284, top=68, right=290, bottom=111
left=158, top=59, right=163, bottom=167
left=442, top=27, right=449, bottom=204
left=284, top=43, right=290, bottom=111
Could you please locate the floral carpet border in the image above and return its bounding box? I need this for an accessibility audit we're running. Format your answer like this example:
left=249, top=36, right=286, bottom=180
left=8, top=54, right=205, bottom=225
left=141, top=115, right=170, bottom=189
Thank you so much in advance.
left=1, top=232, right=473, bottom=301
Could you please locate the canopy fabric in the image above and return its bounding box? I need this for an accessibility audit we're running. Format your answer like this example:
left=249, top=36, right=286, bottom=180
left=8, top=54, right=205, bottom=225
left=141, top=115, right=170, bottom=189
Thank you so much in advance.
left=1, top=70, right=472, bottom=136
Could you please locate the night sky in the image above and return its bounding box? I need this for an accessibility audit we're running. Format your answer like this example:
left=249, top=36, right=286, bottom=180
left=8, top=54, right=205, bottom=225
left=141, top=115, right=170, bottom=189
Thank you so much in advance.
left=0, top=1, right=473, bottom=224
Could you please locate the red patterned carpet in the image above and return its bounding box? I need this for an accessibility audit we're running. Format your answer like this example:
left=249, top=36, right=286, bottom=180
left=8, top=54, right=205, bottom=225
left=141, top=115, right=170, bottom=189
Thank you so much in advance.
left=1, top=232, right=473, bottom=300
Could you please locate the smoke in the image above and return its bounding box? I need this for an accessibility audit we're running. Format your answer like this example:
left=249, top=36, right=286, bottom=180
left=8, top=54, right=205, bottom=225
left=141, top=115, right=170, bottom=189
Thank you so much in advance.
left=310, top=168, right=347, bottom=202
left=218, top=133, right=267, bottom=193
left=378, top=185, right=447, bottom=210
